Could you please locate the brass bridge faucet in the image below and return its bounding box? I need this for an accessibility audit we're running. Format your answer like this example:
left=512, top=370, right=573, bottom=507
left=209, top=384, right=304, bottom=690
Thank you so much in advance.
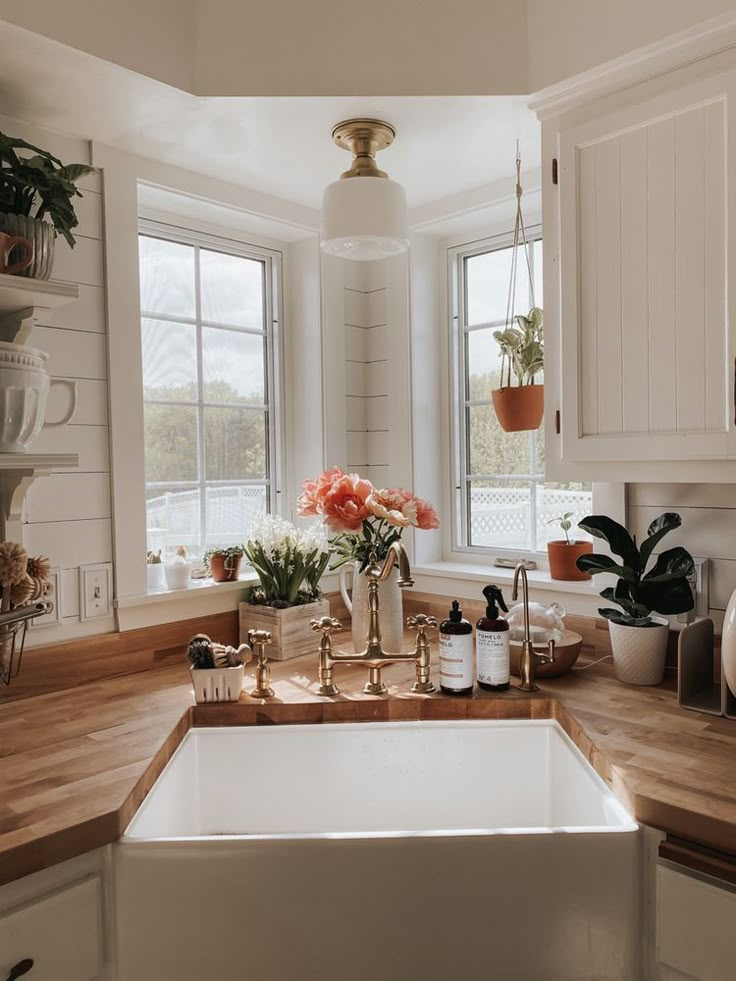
left=311, top=542, right=436, bottom=696
left=512, top=562, right=556, bottom=692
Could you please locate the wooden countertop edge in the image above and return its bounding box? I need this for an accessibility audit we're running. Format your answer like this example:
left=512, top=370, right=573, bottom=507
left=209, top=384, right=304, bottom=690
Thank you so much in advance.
left=1, top=685, right=734, bottom=888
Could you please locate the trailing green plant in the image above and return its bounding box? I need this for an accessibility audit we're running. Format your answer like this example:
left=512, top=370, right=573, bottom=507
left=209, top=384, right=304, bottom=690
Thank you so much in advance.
left=493, top=306, right=543, bottom=388
left=0, top=131, right=96, bottom=247
left=202, top=544, right=245, bottom=572
left=576, top=513, right=695, bottom=627
left=244, top=515, right=330, bottom=607
left=146, top=549, right=162, bottom=565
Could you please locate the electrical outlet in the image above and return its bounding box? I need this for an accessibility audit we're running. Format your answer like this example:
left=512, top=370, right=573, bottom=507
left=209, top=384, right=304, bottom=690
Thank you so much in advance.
left=31, top=566, right=62, bottom=628
left=79, top=563, right=113, bottom=621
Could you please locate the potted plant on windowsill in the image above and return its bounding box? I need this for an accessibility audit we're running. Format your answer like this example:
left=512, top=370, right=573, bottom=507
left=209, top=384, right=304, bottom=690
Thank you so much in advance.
left=204, top=544, right=246, bottom=583
left=492, top=306, right=544, bottom=432
left=0, top=130, right=95, bottom=280
left=146, top=549, right=164, bottom=590
left=546, top=512, right=592, bottom=581
left=576, top=513, right=695, bottom=686
left=239, top=516, right=331, bottom=660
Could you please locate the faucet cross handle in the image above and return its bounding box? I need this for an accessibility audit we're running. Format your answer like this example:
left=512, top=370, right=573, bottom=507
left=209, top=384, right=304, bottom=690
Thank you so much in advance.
left=310, top=616, right=343, bottom=635
left=407, top=614, right=437, bottom=632
left=407, top=614, right=437, bottom=695
left=247, top=629, right=274, bottom=699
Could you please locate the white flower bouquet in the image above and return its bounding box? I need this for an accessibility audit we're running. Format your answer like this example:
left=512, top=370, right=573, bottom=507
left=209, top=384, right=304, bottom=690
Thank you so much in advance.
left=244, top=515, right=330, bottom=608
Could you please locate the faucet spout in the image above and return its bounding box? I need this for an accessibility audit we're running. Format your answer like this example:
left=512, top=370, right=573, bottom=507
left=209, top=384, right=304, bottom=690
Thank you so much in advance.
left=512, top=561, right=555, bottom=693
left=372, top=540, right=414, bottom=588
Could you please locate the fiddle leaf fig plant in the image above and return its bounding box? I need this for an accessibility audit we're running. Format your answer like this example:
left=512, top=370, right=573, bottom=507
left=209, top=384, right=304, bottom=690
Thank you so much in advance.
left=493, top=306, right=543, bottom=388
left=0, top=131, right=96, bottom=247
left=576, top=513, right=695, bottom=627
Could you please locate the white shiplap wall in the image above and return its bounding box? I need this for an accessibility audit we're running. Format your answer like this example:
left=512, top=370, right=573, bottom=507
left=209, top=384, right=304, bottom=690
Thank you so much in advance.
left=628, top=484, right=736, bottom=632
left=0, top=113, right=114, bottom=644
left=344, top=260, right=390, bottom=488
left=343, top=257, right=412, bottom=490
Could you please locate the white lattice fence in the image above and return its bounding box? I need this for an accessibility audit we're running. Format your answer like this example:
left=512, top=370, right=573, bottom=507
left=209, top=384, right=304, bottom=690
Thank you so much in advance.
left=147, top=485, right=267, bottom=555
left=470, top=487, right=592, bottom=548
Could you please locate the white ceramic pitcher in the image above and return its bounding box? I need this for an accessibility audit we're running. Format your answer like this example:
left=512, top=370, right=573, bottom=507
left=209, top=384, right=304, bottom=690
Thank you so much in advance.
left=0, top=344, right=77, bottom=453
left=339, top=560, right=404, bottom=654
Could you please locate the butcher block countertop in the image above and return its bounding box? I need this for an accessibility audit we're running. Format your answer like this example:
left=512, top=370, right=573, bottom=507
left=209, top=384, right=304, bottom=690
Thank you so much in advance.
left=0, top=638, right=735, bottom=887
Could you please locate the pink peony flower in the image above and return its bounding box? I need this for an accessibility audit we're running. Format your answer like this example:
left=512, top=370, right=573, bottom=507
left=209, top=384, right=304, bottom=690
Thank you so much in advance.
left=411, top=494, right=440, bottom=530
left=296, top=466, right=345, bottom=516
left=321, top=473, right=374, bottom=532
left=366, top=488, right=417, bottom=528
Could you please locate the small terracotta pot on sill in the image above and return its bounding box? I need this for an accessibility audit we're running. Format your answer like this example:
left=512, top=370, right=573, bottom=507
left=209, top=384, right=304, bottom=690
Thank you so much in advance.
left=491, top=384, right=544, bottom=432
left=210, top=553, right=243, bottom=583
left=547, top=540, right=593, bottom=581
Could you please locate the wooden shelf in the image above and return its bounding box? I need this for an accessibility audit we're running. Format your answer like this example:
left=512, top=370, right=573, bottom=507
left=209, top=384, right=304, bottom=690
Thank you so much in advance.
left=0, top=277, right=80, bottom=344
left=0, top=453, right=79, bottom=540
left=0, top=453, right=78, bottom=471
left=0, top=276, right=79, bottom=317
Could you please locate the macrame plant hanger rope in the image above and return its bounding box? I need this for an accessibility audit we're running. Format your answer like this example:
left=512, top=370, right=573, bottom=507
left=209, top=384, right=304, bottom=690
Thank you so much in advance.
left=502, top=142, right=535, bottom=388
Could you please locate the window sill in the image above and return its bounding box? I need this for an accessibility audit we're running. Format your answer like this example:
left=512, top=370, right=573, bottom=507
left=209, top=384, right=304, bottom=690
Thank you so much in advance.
left=412, top=561, right=602, bottom=617
left=115, top=573, right=259, bottom=630
left=116, top=573, right=259, bottom=610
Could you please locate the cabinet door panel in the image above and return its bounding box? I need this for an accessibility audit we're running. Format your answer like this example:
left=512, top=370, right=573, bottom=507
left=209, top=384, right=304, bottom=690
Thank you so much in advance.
left=560, top=77, right=733, bottom=462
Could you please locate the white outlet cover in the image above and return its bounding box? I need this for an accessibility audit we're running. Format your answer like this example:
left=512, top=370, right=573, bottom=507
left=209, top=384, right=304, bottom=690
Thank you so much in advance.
left=31, top=566, right=62, bottom=628
left=79, top=563, right=114, bottom=622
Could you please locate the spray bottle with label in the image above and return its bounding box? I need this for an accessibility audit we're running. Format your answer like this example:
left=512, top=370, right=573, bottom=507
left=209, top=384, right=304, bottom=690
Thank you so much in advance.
left=476, top=584, right=510, bottom=691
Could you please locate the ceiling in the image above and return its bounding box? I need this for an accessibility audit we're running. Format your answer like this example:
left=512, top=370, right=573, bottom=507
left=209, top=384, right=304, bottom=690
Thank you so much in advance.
left=0, top=22, right=540, bottom=214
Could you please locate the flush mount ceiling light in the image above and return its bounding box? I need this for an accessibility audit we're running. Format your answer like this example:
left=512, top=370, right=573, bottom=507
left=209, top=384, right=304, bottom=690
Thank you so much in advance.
left=320, top=118, right=409, bottom=261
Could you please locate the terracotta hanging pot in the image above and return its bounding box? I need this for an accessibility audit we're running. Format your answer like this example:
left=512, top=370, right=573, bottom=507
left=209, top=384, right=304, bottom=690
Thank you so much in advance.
left=491, top=384, right=544, bottom=433
left=547, top=540, right=593, bottom=581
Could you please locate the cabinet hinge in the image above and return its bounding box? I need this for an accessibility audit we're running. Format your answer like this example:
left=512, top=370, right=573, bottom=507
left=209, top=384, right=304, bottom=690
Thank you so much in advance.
left=552, top=158, right=558, bottom=185
left=555, top=409, right=561, bottom=434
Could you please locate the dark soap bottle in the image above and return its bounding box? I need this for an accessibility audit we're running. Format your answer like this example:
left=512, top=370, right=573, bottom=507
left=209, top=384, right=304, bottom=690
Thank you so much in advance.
left=439, top=600, right=474, bottom=695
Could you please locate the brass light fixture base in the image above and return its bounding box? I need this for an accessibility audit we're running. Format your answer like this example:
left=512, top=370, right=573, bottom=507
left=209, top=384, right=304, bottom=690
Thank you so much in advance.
left=331, top=118, right=396, bottom=179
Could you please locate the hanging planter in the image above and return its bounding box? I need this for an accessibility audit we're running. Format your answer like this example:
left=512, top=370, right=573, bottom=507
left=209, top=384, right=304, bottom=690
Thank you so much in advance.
left=491, top=149, right=544, bottom=433
left=492, top=383, right=544, bottom=433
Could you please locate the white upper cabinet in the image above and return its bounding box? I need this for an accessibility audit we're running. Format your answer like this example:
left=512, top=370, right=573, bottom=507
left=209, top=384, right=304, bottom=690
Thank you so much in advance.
left=534, top=20, right=736, bottom=481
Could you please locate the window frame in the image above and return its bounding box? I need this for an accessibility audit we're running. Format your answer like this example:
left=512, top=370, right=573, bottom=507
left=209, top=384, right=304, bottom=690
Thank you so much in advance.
left=448, top=225, right=591, bottom=560
left=138, top=218, right=284, bottom=559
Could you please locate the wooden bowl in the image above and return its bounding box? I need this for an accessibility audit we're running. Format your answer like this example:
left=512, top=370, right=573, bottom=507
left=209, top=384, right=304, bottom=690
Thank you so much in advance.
left=510, top=629, right=583, bottom=678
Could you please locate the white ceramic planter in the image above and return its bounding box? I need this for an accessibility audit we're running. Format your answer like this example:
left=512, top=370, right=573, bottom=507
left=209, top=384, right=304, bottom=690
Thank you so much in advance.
left=608, top=617, right=670, bottom=685
left=0, top=343, right=77, bottom=452
left=146, top=564, right=165, bottom=590
left=190, top=664, right=244, bottom=703
left=339, top=560, right=403, bottom=654
left=164, top=561, right=192, bottom=590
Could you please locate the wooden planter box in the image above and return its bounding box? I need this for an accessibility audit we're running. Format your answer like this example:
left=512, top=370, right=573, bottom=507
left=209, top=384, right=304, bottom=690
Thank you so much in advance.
left=239, top=598, right=329, bottom=661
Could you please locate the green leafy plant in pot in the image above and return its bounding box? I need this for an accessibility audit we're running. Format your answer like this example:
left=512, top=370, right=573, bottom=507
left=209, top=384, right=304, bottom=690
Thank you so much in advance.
left=492, top=306, right=544, bottom=432
left=546, top=512, right=592, bottom=581
left=576, top=513, right=695, bottom=686
left=0, top=131, right=95, bottom=280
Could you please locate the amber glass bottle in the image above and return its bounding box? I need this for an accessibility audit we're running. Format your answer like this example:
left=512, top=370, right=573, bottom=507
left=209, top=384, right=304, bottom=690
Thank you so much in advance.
left=439, top=600, right=474, bottom=695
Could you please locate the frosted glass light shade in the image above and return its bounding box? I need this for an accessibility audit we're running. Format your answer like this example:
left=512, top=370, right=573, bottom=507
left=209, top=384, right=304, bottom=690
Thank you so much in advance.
left=321, top=176, right=409, bottom=261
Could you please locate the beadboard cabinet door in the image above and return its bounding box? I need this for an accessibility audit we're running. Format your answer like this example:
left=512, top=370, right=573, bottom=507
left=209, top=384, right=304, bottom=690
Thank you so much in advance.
left=557, top=73, right=736, bottom=468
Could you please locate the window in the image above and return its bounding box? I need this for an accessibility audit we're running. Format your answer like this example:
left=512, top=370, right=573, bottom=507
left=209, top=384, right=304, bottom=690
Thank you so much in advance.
left=139, top=228, right=280, bottom=562
left=452, top=234, right=591, bottom=554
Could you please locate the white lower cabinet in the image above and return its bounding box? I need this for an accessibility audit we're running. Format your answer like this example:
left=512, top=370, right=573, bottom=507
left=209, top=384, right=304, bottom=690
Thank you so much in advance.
left=657, top=863, right=736, bottom=981
left=0, top=876, right=103, bottom=981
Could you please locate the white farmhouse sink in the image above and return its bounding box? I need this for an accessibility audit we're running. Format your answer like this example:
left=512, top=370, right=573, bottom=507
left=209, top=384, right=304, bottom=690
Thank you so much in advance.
left=116, top=719, right=640, bottom=981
